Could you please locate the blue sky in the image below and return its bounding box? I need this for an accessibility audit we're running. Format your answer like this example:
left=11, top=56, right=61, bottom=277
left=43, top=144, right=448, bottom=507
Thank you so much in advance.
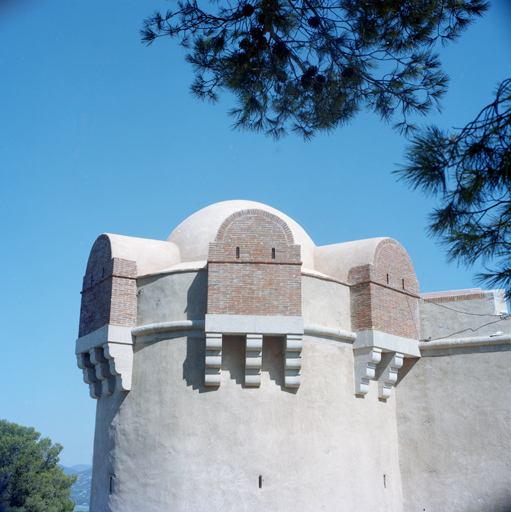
left=1, top=0, right=510, bottom=466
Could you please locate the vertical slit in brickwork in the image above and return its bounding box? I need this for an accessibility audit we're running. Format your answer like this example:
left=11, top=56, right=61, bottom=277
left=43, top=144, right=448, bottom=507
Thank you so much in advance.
left=259, top=475, right=262, bottom=488
left=236, top=247, right=240, bottom=258
left=402, top=278, right=405, bottom=290
left=271, top=248, right=275, bottom=259
left=386, top=273, right=389, bottom=284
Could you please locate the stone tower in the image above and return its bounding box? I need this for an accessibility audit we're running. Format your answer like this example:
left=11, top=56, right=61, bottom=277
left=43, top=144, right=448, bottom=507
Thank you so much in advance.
left=76, top=200, right=511, bottom=512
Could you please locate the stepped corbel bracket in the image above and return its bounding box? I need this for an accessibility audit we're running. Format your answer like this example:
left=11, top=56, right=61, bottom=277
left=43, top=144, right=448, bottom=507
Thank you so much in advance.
left=352, top=330, right=420, bottom=398
left=245, top=334, right=263, bottom=387
left=76, top=325, right=134, bottom=399
left=103, top=342, right=133, bottom=392
left=354, top=347, right=382, bottom=396
left=77, top=352, right=102, bottom=399
left=89, top=346, right=115, bottom=396
left=377, top=352, right=404, bottom=400
left=205, top=332, right=222, bottom=387
left=285, top=334, right=302, bottom=388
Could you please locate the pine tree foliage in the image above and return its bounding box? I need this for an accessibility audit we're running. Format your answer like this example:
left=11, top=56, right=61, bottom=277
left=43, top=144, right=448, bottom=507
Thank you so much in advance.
left=397, top=78, right=511, bottom=295
left=141, top=0, right=487, bottom=138
left=0, top=420, right=76, bottom=512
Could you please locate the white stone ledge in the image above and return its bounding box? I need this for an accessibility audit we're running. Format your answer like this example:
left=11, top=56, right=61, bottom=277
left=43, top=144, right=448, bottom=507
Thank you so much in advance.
left=76, top=325, right=133, bottom=354
left=130, top=319, right=357, bottom=343
left=304, top=324, right=356, bottom=342
left=205, top=314, right=304, bottom=335
left=354, top=330, right=420, bottom=358
left=420, top=335, right=511, bottom=356
left=76, top=325, right=134, bottom=398
left=132, top=320, right=205, bottom=338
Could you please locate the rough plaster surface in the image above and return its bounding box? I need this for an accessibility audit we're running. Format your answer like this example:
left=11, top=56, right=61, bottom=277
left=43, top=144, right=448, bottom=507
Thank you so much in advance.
left=397, top=352, right=511, bottom=512
left=167, top=200, right=316, bottom=269
left=420, top=292, right=510, bottom=341
left=106, top=233, right=180, bottom=277
left=314, top=238, right=387, bottom=283
left=79, top=202, right=511, bottom=512
left=301, top=275, right=351, bottom=331
left=136, top=271, right=208, bottom=326
left=91, top=335, right=403, bottom=512
left=137, top=271, right=351, bottom=333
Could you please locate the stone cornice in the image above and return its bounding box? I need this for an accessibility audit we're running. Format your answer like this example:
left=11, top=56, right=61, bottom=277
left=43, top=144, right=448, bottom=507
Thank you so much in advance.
left=420, top=335, right=511, bottom=356
left=131, top=320, right=205, bottom=338
left=130, top=319, right=357, bottom=343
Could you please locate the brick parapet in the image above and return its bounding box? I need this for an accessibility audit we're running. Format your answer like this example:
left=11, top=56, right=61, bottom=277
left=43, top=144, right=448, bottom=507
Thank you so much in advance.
left=79, top=235, right=137, bottom=338
left=420, top=292, right=487, bottom=304
left=215, top=209, right=294, bottom=245
left=348, top=239, right=420, bottom=340
left=207, top=209, right=302, bottom=317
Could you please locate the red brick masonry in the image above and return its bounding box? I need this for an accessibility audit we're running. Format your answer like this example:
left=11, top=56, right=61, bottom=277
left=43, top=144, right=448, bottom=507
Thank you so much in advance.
left=79, top=235, right=137, bottom=338
left=349, top=239, right=420, bottom=340
left=207, top=209, right=302, bottom=317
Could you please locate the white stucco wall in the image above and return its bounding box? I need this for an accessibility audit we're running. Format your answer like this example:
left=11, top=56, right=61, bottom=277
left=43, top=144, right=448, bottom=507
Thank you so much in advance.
left=396, top=349, right=511, bottom=512
left=301, top=274, right=351, bottom=331
left=92, top=334, right=403, bottom=512
left=88, top=270, right=403, bottom=511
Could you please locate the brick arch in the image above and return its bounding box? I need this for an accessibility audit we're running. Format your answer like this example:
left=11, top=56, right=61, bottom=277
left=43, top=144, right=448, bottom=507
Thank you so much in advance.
left=84, top=235, right=112, bottom=286
left=215, top=209, right=295, bottom=246
left=349, top=238, right=420, bottom=340
left=79, top=234, right=137, bottom=338
left=207, top=210, right=302, bottom=316
left=373, top=239, right=419, bottom=295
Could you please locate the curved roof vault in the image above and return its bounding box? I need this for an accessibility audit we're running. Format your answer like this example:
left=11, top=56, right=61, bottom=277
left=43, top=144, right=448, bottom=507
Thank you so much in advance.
left=92, top=201, right=415, bottom=283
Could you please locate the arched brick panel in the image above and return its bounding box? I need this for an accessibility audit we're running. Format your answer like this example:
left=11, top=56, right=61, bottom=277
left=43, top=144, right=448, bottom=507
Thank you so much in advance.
left=349, top=239, right=419, bottom=340
left=79, top=234, right=137, bottom=338
left=207, top=209, right=302, bottom=316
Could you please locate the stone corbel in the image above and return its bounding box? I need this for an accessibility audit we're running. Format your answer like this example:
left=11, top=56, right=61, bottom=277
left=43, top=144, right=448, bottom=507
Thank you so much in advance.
left=377, top=352, right=403, bottom=400
left=353, top=330, right=419, bottom=399
left=245, top=334, right=263, bottom=387
left=284, top=334, right=302, bottom=388
left=77, top=351, right=102, bottom=399
left=90, top=346, right=115, bottom=396
left=205, top=332, right=222, bottom=387
left=204, top=314, right=304, bottom=389
left=103, top=342, right=133, bottom=392
left=76, top=325, right=133, bottom=399
left=354, top=347, right=382, bottom=396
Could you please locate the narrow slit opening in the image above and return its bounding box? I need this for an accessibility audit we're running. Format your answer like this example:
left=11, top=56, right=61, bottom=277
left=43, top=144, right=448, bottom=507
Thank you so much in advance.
left=259, top=475, right=262, bottom=488
left=271, top=248, right=275, bottom=259
left=236, top=247, right=240, bottom=258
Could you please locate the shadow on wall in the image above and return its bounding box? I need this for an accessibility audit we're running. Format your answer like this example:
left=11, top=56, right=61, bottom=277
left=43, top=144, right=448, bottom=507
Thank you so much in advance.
left=183, top=336, right=210, bottom=393
left=185, top=271, right=207, bottom=321
left=262, top=336, right=297, bottom=394
left=396, top=356, right=420, bottom=386
left=182, top=335, right=297, bottom=394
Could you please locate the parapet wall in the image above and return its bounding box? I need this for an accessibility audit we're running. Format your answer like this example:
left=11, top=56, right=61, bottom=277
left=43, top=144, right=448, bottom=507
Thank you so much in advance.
left=349, top=239, right=419, bottom=340
left=79, top=235, right=137, bottom=338
left=207, top=209, right=302, bottom=316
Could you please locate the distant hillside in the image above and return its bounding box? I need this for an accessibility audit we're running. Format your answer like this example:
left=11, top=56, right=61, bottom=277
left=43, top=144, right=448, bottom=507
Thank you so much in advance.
left=59, top=465, right=91, bottom=510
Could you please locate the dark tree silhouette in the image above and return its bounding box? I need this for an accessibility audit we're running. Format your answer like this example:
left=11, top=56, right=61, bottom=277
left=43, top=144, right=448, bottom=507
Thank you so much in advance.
left=397, top=78, right=511, bottom=295
left=141, top=0, right=488, bottom=139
